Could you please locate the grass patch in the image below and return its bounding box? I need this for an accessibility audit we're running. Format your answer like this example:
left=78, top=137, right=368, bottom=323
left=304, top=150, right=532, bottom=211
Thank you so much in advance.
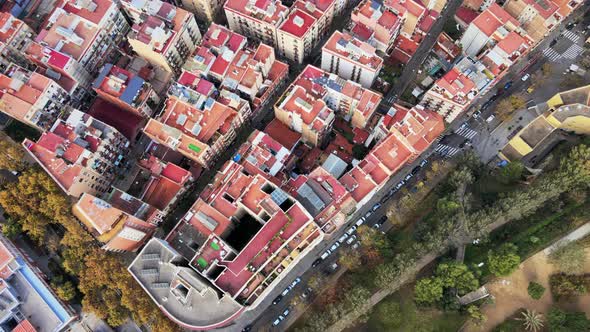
left=366, top=287, right=467, bottom=332
left=464, top=199, right=590, bottom=279
left=4, top=120, right=40, bottom=142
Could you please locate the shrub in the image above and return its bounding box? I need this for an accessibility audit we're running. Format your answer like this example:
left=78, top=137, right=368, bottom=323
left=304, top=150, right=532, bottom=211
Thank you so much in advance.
left=527, top=282, right=545, bottom=300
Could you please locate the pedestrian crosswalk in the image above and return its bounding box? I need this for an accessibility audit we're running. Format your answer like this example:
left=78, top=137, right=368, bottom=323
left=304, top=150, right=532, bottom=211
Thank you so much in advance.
left=542, top=47, right=561, bottom=61
left=454, top=127, right=478, bottom=140
left=562, top=30, right=580, bottom=43
left=562, top=43, right=584, bottom=60
left=434, top=144, right=460, bottom=157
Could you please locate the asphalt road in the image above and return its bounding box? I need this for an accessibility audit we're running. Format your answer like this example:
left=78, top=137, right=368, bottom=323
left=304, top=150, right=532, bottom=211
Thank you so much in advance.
left=383, top=0, right=464, bottom=105
left=206, top=4, right=590, bottom=332
left=239, top=7, right=590, bottom=331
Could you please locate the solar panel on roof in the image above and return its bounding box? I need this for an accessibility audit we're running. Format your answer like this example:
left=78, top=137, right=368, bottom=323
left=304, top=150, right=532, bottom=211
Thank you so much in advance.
left=270, top=188, right=288, bottom=205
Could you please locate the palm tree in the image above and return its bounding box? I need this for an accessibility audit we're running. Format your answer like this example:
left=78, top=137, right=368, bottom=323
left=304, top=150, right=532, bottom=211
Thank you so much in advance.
left=516, top=309, right=544, bottom=332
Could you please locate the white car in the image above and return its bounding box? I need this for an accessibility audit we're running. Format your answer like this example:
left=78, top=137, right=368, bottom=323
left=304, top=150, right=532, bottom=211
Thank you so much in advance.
left=355, top=218, right=365, bottom=227
left=521, top=73, right=530, bottom=81
left=320, top=250, right=331, bottom=260
left=330, top=242, right=340, bottom=251
left=338, top=233, right=349, bottom=243
left=486, top=114, right=496, bottom=123
left=346, top=235, right=357, bottom=245
left=346, top=225, right=357, bottom=235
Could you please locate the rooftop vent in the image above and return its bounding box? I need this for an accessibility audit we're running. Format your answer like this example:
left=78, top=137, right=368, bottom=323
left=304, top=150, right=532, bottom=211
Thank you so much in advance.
left=293, top=15, right=304, bottom=28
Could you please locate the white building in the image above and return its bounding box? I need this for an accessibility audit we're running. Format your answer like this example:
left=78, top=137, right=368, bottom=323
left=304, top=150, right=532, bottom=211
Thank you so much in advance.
left=321, top=30, right=383, bottom=88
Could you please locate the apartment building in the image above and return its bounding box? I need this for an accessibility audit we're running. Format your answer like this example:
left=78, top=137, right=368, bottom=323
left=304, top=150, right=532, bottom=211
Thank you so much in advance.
left=459, top=3, right=521, bottom=57
left=0, top=12, right=34, bottom=66
left=0, top=235, right=76, bottom=331
left=275, top=65, right=381, bottom=146
left=341, top=104, right=444, bottom=205
left=129, top=160, right=323, bottom=328
left=180, top=0, right=223, bottom=22
left=143, top=90, right=241, bottom=168
left=135, top=154, right=193, bottom=214
left=321, top=30, right=383, bottom=88
left=123, top=0, right=202, bottom=73
left=93, top=64, right=161, bottom=117
left=276, top=0, right=335, bottom=63
left=224, top=0, right=288, bottom=46
left=420, top=67, right=477, bottom=123
left=23, top=109, right=130, bottom=197
left=0, top=64, right=69, bottom=131
left=73, top=189, right=161, bottom=252
left=25, top=0, right=129, bottom=98
left=503, top=0, right=570, bottom=42
left=480, top=31, right=532, bottom=76
left=182, top=24, right=289, bottom=113
left=288, top=165, right=357, bottom=232
left=350, top=0, right=403, bottom=53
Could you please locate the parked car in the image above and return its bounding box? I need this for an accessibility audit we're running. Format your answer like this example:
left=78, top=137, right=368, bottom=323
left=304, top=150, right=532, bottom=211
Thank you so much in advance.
left=411, top=166, right=420, bottom=175
left=330, top=263, right=339, bottom=271
left=379, top=195, right=390, bottom=204
left=289, top=277, right=302, bottom=290
left=503, top=81, right=513, bottom=90
left=272, top=309, right=290, bottom=326
left=346, top=235, right=357, bottom=245
left=355, top=218, right=364, bottom=227
left=330, top=242, right=340, bottom=251
left=273, top=295, right=283, bottom=305
left=372, top=203, right=381, bottom=211
left=352, top=242, right=360, bottom=250
left=472, top=110, right=481, bottom=118
left=346, top=225, right=357, bottom=235
left=320, top=249, right=332, bottom=260
left=281, top=288, right=290, bottom=297
left=242, top=325, right=253, bottom=332
left=419, top=159, right=428, bottom=168
left=527, top=86, right=535, bottom=94
left=364, top=210, right=372, bottom=218
left=404, top=173, right=413, bottom=182
left=338, top=233, right=349, bottom=243
left=486, top=114, right=496, bottom=123
left=395, top=181, right=405, bottom=189
left=388, top=187, right=398, bottom=196
left=521, top=73, right=530, bottom=81
left=301, top=287, right=312, bottom=299
left=312, top=258, right=322, bottom=267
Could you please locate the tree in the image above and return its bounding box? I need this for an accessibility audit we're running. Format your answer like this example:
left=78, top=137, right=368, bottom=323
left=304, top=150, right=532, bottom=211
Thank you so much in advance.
left=435, top=261, right=479, bottom=295
left=549, top=241, right=586, bottom=274
left=498, top=161, right=525, bottom=184
left=55, top=281, right=77, bottom=301
left=414, top=277, right=443, bottom=304
left=509, top=95, right=527, bottom=110
left=1, top=218, right=21, bottom=239
left=467, top=305, right=486, bottom=326
left=308, top=274, right=326, bottom=291
left=0, top=133, right=27, bottom=172
left=548, top=307, right=567, bottom=330
left=488, top=243, right=520, bottom=276
left=527, top=282, right=545, bottom=300
left=338, top=248, right=361, bottom=270
left=517, top=309, right=544, bottom=332
left=549, top=273, right=588, bottom=299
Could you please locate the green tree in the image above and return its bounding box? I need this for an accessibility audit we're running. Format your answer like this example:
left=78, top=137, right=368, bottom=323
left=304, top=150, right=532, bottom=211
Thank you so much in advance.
left=435, top=261, right=479, bottom=295
left=1, top=218, right=21, bottom=239
left=338, top=248, right=361, bottom=270
left=488, top=243, right=520, bottom=276
left=548, top=307, right=567, bottom=330
left=541, top=63, right=553, bottom=77
left=548, top=307, right=590, bottom=332
left=527, top=282, right=546, bottom=300
left=549, top=241, right=586, bottom=274
left=467, top=305, right=486, bottom=326
left=517, top=309, right=544, bottom=332
left=509, top=95, right=527, bottom=110
left=308, top=274, right=326, bottom=291
left=414, top=277, right=443, bottom=304
left=498, top=161, right=525, bottom=184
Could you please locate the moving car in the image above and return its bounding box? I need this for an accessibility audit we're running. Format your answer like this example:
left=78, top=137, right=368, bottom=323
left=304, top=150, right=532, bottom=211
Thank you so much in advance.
left=472, top=110, right=482, bottom=118
left=503, top=81, right=513, bottom=90
left=521, top=73, right=530, bottom=81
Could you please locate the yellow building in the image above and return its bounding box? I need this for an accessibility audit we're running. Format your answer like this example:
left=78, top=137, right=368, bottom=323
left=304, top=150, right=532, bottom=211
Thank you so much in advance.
left=500, top=85, right=590, bottom=162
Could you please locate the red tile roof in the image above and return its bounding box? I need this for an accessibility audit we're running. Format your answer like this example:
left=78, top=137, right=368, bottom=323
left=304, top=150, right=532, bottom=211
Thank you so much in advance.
left=264, top=119, right=301, bottom=150
left=279, top=9, right=316, bottom=38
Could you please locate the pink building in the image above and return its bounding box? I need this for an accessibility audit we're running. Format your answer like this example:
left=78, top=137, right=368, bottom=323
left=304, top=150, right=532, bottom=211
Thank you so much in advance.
left=350, top=0, right=403, bottom=53
left=224, top=0, right=288, bottom=46
left=0, top=12, right=34, bottom=66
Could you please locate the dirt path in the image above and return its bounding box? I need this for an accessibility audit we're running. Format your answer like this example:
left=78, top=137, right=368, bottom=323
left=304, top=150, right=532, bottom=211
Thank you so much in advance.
left=464, top=248, right=590, bottom=331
